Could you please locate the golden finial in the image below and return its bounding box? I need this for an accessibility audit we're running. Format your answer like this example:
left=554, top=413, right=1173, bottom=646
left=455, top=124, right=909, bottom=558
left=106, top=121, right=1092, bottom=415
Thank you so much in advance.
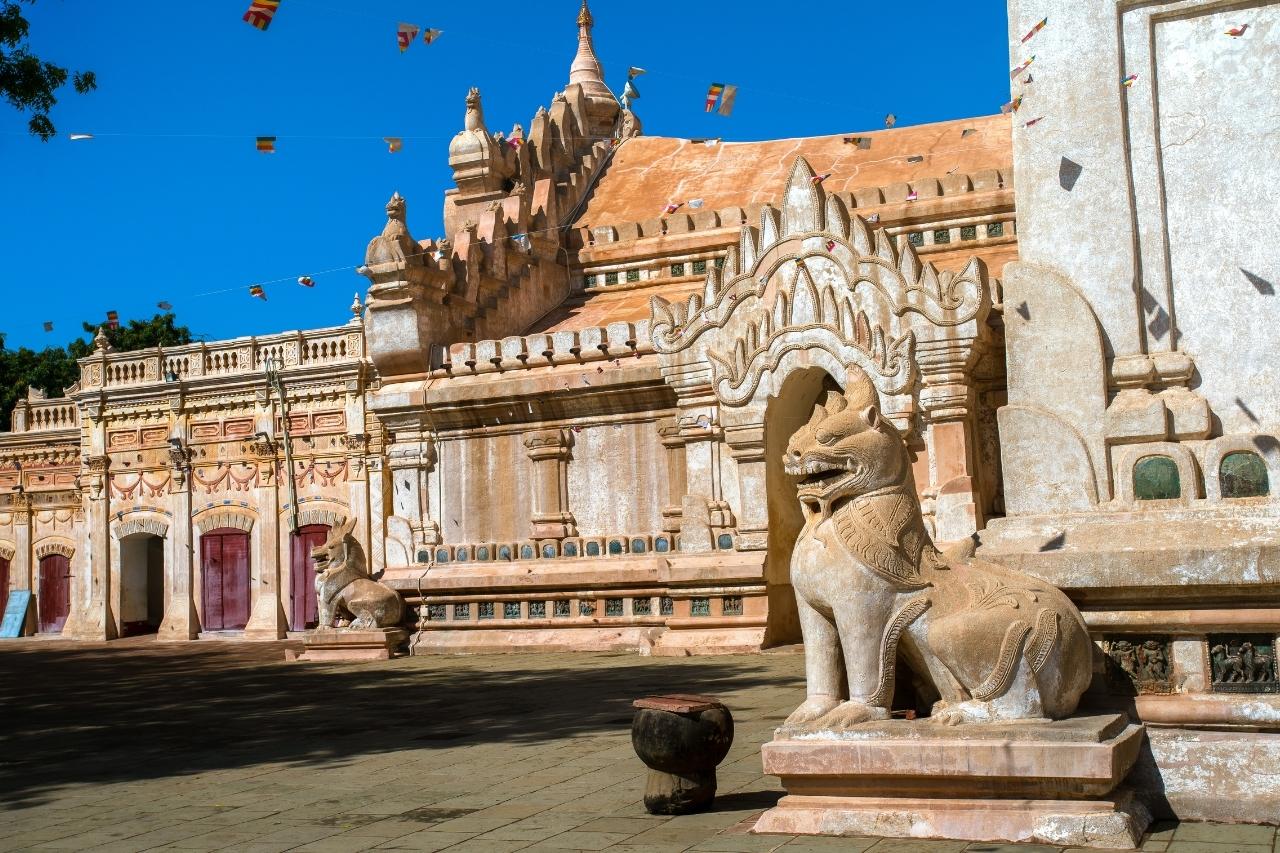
left=578, top=0, right=593, bottom=29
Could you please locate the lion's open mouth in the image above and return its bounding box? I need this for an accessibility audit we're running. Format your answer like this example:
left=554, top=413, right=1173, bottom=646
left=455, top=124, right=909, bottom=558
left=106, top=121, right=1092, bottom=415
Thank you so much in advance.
left=785, top=455, right=857, bottom=488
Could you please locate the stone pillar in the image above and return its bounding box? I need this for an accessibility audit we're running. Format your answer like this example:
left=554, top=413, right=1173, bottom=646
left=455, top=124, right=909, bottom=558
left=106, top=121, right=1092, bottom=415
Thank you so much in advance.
left=658, top=419, right=687, bottom=535
left=524, top=429, right=577, bottom=540
left=64, top=455, right=114, bottom=640
left=723, top=417, right=768, bottom=552
left=918, top=342, right=984, bottom=543
left=343, top=434, right=373, bottom=569
left=387, top=432, right=440, bottom=551
left=245, top=439, right=285, bottom=639
left=10, top=494, right=35, bottom=635
left=366, top=457, right=388, bottom=575
left=159, top=443, right=198, bottom=641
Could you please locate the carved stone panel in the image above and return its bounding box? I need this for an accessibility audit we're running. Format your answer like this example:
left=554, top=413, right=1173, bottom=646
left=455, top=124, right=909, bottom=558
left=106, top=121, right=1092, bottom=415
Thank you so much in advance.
left=1102, top=637, right=1174, bottom=695
left=1207, top=635, right=1278, bottom=694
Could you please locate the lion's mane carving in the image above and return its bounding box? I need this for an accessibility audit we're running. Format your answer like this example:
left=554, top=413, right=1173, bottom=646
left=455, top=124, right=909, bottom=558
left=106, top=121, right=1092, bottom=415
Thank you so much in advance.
left=313, top=518, right=405, bottom=630
left=783, top=370, right=1092, bottom=728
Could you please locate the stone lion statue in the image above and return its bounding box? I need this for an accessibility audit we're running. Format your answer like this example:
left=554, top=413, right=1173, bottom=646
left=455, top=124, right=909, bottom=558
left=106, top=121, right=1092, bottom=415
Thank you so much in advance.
left=313, top=518, right=405, bottom=630
left=783, top=370, right=1092, bottom=728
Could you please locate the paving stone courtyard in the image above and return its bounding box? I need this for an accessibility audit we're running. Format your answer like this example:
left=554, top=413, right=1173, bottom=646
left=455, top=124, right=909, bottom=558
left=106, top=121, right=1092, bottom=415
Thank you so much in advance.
left=0, top=638, right=1271, bottom=853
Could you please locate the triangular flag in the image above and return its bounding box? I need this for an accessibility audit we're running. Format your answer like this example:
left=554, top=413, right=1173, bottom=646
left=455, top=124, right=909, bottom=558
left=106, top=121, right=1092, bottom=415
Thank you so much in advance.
left=69, top=133, right=93, bottom=141
left=1225, top=24, right=1248, bottom=36
left=1021, top=17, right=1047, bottom=43
left=1024, top=116, right=1046, bottom=127
left=906, top=190, right=918, bottom=201
left=688, top=199, right=705, bottom=209
left=1010, top=56, right=1035, bottom=79
left=249, top=285, right=267, bottom=300
left=961, top=128, right=976, bottom=138
left=422, top=28, right=443, bottom=44
left=256, top=136, right=276, bottom=153
left=384, top=136, right=403, bottom=153
left=885, top=113, right=897, bottom=128
left=106, top=310, right=120, bottom=329
left=705, top=83, right=725, bottom=112
left=1122, top=74, right=1139, bottom=87
left=825, top=240, right=836, bottom=252
left=663, top=202, right=683, bottom=215
left=866, top=214, right=881, bottom=223
left=397, top=23, right=419, bottom=53
left=810, top=173, right=831, bottom=185
left=298, top=276, right=315, bottom=287
left=1001, top=96, right=1023, bottom=114
left=157, top=301, right=173, bottom=311
left=512, top=234, right=531, bottom=251
left=717, top=85, right=738, bottom=116
left=243, top=0, right=281, bottom=31
left=628, top=66, right=647, bottom=78
left=506, top=136, right=523, bottom=150
left=43, top=322, right=53, bottom=333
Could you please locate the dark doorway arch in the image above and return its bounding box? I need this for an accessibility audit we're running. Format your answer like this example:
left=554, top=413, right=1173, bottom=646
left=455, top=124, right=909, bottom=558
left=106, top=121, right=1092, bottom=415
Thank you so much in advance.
left=200, top=528, right=250, bottom=631
left=289, top=525, right=329, bottom=630
left=120, top=534, right=165, bottom=636
left=37, top=554, right=70, bottom=634
left=0, top=555, right=10, bottom=615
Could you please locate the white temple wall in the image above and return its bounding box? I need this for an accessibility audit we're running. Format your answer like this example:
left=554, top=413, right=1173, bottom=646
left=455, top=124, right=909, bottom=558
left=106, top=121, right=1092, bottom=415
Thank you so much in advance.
left=567, top=419, right=668, bottom=538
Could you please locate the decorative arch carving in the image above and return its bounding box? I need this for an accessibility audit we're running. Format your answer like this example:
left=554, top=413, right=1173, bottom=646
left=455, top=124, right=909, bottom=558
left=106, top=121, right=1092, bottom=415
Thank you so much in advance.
left=650, top=155, right=991, bottom=411
left=35, top=539, right=75, bottom=560
left=112, top=516, right=170, bottom=540
left=0, top=541, right=14, bottom=561
left=295, top=508, right=345, bottom=529
left=194, top=511, right=255, bottom=535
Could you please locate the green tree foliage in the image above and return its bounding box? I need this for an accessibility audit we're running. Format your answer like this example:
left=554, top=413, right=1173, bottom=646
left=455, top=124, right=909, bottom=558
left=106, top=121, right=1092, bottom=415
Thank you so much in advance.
left=0, top=314, right=192, bottom=431
left=1, top=0, right=96, bottom=140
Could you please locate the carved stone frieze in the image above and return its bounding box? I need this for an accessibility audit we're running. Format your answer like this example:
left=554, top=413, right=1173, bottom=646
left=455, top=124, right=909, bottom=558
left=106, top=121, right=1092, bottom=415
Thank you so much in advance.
left=1208, top=635, right=1278, bottom=694
left=1103, top=637, right=1175, bottom=695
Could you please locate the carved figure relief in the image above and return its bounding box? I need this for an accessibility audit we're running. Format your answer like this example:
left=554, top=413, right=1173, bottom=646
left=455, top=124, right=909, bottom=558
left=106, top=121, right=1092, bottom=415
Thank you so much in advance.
left=782, top=371, right=1093, bottom=728
left=1103, top=638, right=1174, bottom=694
left=1209, top=635, right=1278, bottom=693
left=313, top=517, right=404, bottom=630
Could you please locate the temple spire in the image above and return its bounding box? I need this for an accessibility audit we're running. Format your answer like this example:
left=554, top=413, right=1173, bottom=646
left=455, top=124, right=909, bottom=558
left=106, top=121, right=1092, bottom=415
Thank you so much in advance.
left=568, top=0, right=612, bottom=100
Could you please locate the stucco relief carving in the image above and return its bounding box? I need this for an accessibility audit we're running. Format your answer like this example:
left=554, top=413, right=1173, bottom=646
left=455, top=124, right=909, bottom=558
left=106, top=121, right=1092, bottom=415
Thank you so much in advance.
left=110, top=472, right=172, bottom=501
left=651, top=156, right=990, bottom=409
left=781, top=373, right=1092, bottom=728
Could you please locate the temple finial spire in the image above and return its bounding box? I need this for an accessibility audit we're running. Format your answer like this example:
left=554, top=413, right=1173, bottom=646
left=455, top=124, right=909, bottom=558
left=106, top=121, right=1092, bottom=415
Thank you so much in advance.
left=578, top=0, right=593, bottom=28
left=568, top=0, right=611, bottom=100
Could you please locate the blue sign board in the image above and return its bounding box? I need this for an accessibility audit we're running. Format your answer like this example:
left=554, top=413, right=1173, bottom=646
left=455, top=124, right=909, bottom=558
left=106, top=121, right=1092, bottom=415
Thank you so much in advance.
left=0, top=591, right=31, bottom=638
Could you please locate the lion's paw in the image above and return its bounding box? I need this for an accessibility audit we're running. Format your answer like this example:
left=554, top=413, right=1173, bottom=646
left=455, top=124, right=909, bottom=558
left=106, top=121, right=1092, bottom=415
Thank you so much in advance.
left=816, top=700, right=891, bottom=730
left=784, top=695, right=842, bottom=726
left=930, top=700, right=994, bottom=726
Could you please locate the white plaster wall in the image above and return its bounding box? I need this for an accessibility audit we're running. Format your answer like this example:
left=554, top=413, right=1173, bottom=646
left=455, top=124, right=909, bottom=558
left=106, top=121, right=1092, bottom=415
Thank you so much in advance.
left=567, top=421, right=668, bottom=537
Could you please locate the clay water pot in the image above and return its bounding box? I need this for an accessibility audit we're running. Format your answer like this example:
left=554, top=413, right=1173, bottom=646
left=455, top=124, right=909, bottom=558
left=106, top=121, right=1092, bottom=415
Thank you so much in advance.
left=631, top=694, right=734, bottom=815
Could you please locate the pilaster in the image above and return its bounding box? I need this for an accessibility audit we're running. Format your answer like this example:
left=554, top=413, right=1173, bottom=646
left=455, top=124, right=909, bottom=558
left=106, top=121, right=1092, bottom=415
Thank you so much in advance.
left=722, top=416, right=768, bottom=552
left=158, top=441, right=199, bottom=641
left=917, top=339, right=985, bottom=543
left=244, top=437, right=286, bottom=639
left=63, top=455, right=113, bottom=640
left=657, top=419, right=687, bottom=535
left=387, top=431, right=440, bottom=551
left=523, top=429, right=577, bottom=540
left=10, top=494, right=35, bottom=635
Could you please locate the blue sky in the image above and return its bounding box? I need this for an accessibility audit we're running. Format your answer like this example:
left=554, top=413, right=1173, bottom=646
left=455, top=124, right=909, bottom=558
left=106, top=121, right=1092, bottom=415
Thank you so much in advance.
left=0, top=0, right=1010, bottom=351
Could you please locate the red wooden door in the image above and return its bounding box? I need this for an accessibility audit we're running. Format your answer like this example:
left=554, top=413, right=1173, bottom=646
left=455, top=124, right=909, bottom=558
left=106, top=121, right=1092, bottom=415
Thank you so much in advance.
left=0, top=556, right=10, bottom=615
left=290, top=525, right=329, bottom=630
left=37, top=555, right=70, bottom=633
left=200, top=529, right=251, bottom=631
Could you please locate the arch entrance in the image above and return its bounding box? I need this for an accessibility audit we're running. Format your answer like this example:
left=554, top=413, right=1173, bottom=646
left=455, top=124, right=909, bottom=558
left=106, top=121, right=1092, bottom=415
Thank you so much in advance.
left=120, top=534, right=165, bottom=636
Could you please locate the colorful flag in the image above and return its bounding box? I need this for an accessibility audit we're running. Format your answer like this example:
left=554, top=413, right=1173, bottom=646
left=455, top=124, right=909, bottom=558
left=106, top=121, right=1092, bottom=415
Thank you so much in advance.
left=106, top=310, right=120, bottom=330
left=705, top=83, right=725, bottom=112
left=628, top=66, right=647, bottom=78
left=1122, top=74, right=1139, bottom=87
left=1001, top=95, right=1023, bottom=114
left=384, top=136, right=403, bottom=153
left=906, top=190, right=918, bottom=201
left=866, top=214, right=881, bottom=223
left=688, top=199, right=705, bottom=209
left=1010, top=55, right=1035, bottom=79
left=825, top=240, right=836, bottom=252
left=843, top=136, right=872, bottom=148
left=885, top=113, right=896, bottom=128
left=69, top=133, right=93, bottom=141
left=663, top=202, right=683, bottom=215
left=717, top=84, right=738, bottom=116
left=243, top=0, right=281, bottom=31
left=1024, top=116, right=1046, bottom=127
left=506, top=136, right=524, bottom=150
left=422, top=28, right=443, bottom=44
left=43, top=322, right=53, bottom=333
left=1225, top=24, right=1248, bottom=37
left=810, top=173, right=831, bottom=185
left=512, top=234, right=531, bottom=251
left=1021, top=17, right=1047, bottom=43
left=256, top=136, right=276, bottom=153
left=298, top=276, right=315, bottom=287
left=157, top=301, right=173, bottom=311
left=249, top=285, right=267, bottom=301
left=397, top=23, right=419, bottom=53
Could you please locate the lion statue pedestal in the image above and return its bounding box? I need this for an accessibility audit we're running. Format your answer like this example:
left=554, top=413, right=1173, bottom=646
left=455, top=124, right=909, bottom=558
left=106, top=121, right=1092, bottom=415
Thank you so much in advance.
left=295, top=519, right=407, bottom=663
left=753, top=373, right=1149, bottom=849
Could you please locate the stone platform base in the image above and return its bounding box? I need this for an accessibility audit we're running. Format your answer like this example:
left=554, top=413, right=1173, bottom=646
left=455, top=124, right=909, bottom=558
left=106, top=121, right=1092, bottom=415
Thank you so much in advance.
left=295, top=628, right=407, bottom=662
left=757, top=714, right=1150, bottom=849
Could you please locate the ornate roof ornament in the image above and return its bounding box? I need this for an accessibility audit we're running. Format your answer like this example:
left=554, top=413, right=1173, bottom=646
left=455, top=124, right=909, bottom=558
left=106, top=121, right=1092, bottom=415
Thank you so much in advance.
left=568, top=0, right=611, bottom=101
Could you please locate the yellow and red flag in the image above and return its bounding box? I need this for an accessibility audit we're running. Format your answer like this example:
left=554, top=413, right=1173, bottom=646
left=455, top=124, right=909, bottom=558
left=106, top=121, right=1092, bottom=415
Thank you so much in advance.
left=1010, top=55, right=1035, bottom=80
left=256, top=136, right=276, bottom=153
left=249, top=285, right=267, bottom=301
left=1021, top=17, right=1047, bottom=43
left=298, top=276, right=315, bottom=288
left=705, top=83, right=725, bottom=112
left=106, top=310, right=120, bottom=329
left=243, top=0, right=281, bottom=31
left=1225, top=24, right=1248, bottom=37
left=423, top=28, right=443, bottom=45
left=810, top=173, right=831, bottom=185
left=397, top=23, right=419, bottom=53
left=384, top=136, right=403, bottom=153
left=1122, top=74, right=1139, bottom=87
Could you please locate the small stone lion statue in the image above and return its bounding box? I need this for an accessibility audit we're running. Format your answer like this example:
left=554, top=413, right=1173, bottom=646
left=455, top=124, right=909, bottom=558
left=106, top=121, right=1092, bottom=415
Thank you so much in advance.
left=783, top=370, right=1092, bottom=728
left=313, top=518, right=405, bottom=631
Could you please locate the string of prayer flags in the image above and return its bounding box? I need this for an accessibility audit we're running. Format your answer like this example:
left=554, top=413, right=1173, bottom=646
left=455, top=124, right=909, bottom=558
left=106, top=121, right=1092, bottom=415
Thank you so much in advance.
left=1024, top=116, right=1046, bottom=127
left=243, top=0, right=281, bottom=31
left=422, top=28, right=443, bottom=45
left=1021, top=17, right=1048, bottom=43
left=256, top=136, right=276, bottom=154
left=688, top=199, right=705, bottom=209
left=157, top=301, right=173, bottom=311
left=1010, top=56, right=1035, bottom=79
left=628, top=67, right=647, bottom=78
left=1122, top=73, right=1139, bottom=87
left=106, top=310, right=120, bottom=330
left=1225, top=24, right=1248, bottom=36
left=718, top=85, right=738, bottom=117
left=705, top=83, right=725, bottom=112
left=249, top=285, right=268, bottom=301
left=811, top=173, right=831, bottom=185
left=512, top=233, right=531, bottom=251
left=1001, top=95, right=1024, bottom=114
left=397, top=23, right=419, bottom=52
left=885, top=113, right=897, bottom=128
left=384, top=136, right=403, bottom=153
left=663, top=202, right=683, bottom=215
left=43, top=322, right=53, bottom=333
left=298, top=276, right=315, bottom=288
left=843, top=136, right=872, bottom=149
left=69, top=133, right=93, bottom=141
